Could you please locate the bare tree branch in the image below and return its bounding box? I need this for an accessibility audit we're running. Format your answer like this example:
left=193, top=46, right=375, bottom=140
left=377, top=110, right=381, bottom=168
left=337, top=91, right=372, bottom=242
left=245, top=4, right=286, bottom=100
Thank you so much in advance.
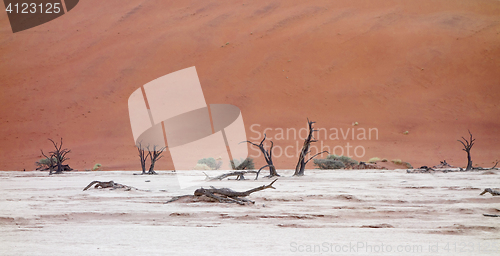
left=244, top=134, right=279, bottom=178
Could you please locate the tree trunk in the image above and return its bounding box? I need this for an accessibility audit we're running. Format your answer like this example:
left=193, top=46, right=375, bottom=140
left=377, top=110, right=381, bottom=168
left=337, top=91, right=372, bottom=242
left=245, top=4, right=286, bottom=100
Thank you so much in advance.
left=147, top=145, right=165, bottom=175
left=40, top=138, right=72, bottom=175
left=167, top=179, right=278, bottom=205
left=466, top=150, right=472, bottom=171
left=245, top=135, right=279, bottom=178
left=458, top=130, right=475, bottom=171
left=293, top=120, right=328, bottom=176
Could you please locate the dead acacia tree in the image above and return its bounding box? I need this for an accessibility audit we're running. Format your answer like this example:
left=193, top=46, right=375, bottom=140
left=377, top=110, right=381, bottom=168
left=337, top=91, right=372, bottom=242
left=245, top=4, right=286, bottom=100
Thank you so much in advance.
left=166, top=179, right=278, bottom=205
left=146, top=145, right=165, bottom=175
left=204, top=170, right=259, bottom=180
left=293, top=120, right=328, bottom=176
left=480, top=188, right=500, bottom=196
left=136, top=142, right=150, bottom=175
left=83, top=180, right=140, bottom=191
left=244, top=134, right=279, bottom=178
left=38, top=138, right=73, bottom=175
left=432, top=160, right=457, bottom=169
left=458, top=130, right=475, bottom=171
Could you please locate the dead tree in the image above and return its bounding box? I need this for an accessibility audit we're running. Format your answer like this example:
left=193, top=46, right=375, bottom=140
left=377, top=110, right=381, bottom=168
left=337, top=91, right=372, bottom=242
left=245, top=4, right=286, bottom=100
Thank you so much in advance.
left=230, top=157, right=255, bottom=170
left=166, top=179, right=277, bottom=205
left=473, top=161, right=499, bottom=171
left=38, top=138, right=73, bottom=175
left=204, top=170, right=259, bottom=180
left=83, top=180, right=139, bottom=191
left=480, top=188, right=500, bottom=196
left=244, top=134, right=279, bottom=178
left=137, top=142, right=150, bottom=175
left=293, top=119, right=328, bottom=176
left=432, top=160, right=457, bottom=169
left=146, top=145, right=165, bottom=175
left=458, top=130, right=475, bottom=171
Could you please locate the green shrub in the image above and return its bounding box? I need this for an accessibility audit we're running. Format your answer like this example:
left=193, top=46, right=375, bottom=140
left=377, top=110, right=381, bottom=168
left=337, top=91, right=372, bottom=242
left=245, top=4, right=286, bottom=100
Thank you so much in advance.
left=368, top=157, right=381, bottom=163
left=230, top=158, right=255, bottom=170
left=38, top=157, right=55, bottom=166
left=327, top=155, right=358, bottom=167
left=193, top=164, right=211, bottom=170
left=92, top=163, right=102, bottom=171
left=313, top=159, right=345, bottom=169
left=197, top=158, right=222, bottom=170
left=390, top=159, right=413, bottom=169
left=391, top=159, right=402, bottom=165
left=403, top=162, right=413, bottom=169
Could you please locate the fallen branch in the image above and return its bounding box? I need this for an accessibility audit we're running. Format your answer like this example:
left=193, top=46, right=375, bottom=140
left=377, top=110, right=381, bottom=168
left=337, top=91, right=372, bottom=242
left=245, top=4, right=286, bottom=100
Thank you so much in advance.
left=479, top=188, right=500, bottom=196
left=432, top=160, right=457, bottom=169
left=473, top=161, right=499, bottom=171
left=166, top=179, right=278, bottom=205
left=204, top=170, right=259, bottom=180
left=483, top=214, right=500, bottom=217
left=83, top=180, right=139, bottom=191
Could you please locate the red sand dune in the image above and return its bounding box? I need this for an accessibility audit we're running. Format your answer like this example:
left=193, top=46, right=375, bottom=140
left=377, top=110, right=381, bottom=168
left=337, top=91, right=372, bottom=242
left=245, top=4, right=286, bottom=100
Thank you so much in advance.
left=1, top=0, right=499, bottom=171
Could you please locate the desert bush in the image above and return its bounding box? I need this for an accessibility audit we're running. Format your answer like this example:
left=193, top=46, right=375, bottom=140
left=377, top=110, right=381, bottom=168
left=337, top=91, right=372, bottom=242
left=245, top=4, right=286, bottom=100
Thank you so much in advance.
left=327, top=155, right=358, bottom=168
left=36, top=157, right=55, bottom=170
left=391, top=159, right=413, bottom=169
left=391, top=159, right=402, bottom=165
left=38, top=157, right=55, bottom=166
left=313, top=159, right=345, bottom=169
left=230, top=158, right=255, bottom=170
left=197, top=157, right=222, bottom=170
left=368, top=157, right=381, bottom=163
left=403, top=162, right=413, bottom=168
left=193, top=164, right=211, bottom=170
left=92, top=163, right=102, bottom=171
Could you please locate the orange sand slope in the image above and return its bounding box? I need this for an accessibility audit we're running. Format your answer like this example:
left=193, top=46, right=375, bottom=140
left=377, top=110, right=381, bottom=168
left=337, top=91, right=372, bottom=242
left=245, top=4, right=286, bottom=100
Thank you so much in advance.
left=0, top=0, right=499, bottom=171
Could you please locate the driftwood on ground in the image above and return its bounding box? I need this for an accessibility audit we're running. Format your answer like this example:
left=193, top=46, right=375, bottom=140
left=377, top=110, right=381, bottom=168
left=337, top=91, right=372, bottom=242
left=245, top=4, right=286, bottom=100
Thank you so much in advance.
left=483, top=214, right=500, bottom=217
left=480, top=188, right=500, bottom=217
left=83, top=180, right=139, bottom=191
left=480, top=188, right=500, bottom=196
left=204, top=170, right=259, bottom=180
left=432, top=160, right=457, bottom=169
left=407, top=161, right=499, bottom=173
left=166, top=179, right=278, bottom=205
left=353, top=162, right=387, bottom=170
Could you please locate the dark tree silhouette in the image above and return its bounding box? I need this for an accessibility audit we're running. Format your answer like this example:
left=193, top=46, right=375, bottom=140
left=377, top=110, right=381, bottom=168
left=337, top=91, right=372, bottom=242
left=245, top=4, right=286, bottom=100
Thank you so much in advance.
left=293, top=120, right=328, bottom=176
left=244, top=134, right=279, bottom=178
left=457, top=130, right=475, bottom=171
left=136, top=142, right=150, bottom=175
left=147, top=145, right=165, bottom=175
left=38, top=138, right=73, bottom=175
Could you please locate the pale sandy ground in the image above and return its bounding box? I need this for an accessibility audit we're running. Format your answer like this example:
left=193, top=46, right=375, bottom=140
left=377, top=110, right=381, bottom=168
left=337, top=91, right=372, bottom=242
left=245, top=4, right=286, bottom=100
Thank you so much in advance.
left=1, top=169, right=499, bottom=256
